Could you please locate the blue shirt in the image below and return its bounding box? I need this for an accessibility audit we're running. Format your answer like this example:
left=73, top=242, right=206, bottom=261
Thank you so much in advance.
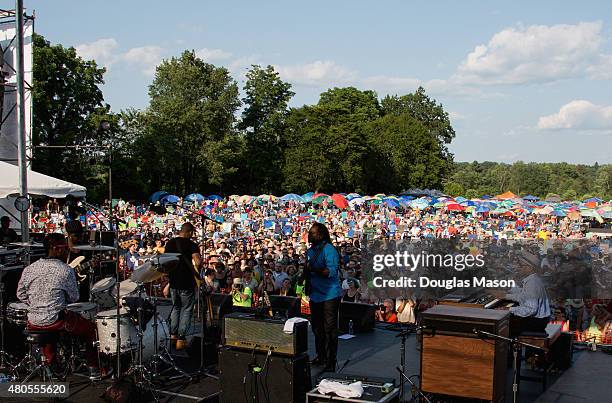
left=307, top=243, right=342, bottom=303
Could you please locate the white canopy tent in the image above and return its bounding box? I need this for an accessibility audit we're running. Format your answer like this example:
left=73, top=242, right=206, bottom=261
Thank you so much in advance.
left=0, top=161, right=86, bottom=229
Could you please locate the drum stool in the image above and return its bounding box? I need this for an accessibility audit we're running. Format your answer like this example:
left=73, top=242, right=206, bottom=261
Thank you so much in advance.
left=14, top=329, right=79, bottom=382
left=14, top=329, right=60, bottom=382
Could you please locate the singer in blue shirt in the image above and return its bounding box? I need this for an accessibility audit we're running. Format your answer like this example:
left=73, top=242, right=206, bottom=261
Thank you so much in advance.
left=306, top=222, right=342, bottom=372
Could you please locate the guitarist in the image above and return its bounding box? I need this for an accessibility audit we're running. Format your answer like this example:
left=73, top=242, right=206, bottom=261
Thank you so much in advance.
left=164, top=223, right=201, bottom=351
left=306, top=223, right=342, bottom=373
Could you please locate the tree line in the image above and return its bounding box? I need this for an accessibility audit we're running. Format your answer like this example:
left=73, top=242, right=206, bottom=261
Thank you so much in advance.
left=445, top=161, right=612, bottom=201
left=30, top=35, right=611, bottom=202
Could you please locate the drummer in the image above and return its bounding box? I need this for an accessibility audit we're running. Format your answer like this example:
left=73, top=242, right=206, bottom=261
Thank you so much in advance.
left=16, top=233, right=102, bottom=380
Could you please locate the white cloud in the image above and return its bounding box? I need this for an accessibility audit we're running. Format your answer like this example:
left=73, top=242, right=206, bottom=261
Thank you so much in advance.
left=275, top=60, right=357, bottom=87
left=538, top=100, right=612, bottom=130
left=121, top=46, right=164, bottom=76
left=587, top=54, right=612, bottom=80
left=75, top=38, right=119, bottom=68
left=455, top=22, right=605, bottom=85
left=196, top=47, right=232, bottom=61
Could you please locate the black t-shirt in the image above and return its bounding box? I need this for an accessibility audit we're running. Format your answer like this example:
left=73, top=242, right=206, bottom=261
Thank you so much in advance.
left=0, top=228, right=18, bottom=245
left=164, top=237, right=199, bottom=290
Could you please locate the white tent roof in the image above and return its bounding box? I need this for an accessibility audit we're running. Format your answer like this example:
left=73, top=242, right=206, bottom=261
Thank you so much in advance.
left=0, top=161, right=86, bottom=198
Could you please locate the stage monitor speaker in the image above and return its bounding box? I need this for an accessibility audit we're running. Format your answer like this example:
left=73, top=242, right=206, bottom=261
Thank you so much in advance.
left=269, top=295, right=301, bottom=318
left=219, top=347, right=311, bottom=403
left=339, top=302, right=376, bottom=333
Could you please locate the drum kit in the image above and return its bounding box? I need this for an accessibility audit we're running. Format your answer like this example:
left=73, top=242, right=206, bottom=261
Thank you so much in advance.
left=0, top=245, right=186, bottom=384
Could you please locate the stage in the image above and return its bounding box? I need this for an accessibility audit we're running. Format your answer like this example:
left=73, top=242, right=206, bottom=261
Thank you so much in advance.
left=4, top=323, right=611, bottom=402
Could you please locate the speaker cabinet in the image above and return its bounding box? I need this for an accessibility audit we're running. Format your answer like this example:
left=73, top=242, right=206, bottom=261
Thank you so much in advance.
left=220, top=347, right=311, bottom=403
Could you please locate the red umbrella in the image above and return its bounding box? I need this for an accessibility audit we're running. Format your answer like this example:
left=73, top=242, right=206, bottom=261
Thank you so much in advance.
left=331, top=194, right=349, bottom=209
left=446, top=203, right=464, bottom=211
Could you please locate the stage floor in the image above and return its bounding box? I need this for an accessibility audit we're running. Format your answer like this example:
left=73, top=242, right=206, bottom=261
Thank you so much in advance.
left=3, top=323, right=611, bottom=402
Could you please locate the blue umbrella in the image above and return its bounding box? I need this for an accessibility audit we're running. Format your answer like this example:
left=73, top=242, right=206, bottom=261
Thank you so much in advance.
left=551, top=210, right=566, bottom=217
left=280, top=193, right=303, bottom=202
left=455, top=196, right=467, bottom=203
left=475, top=206, right=490, bottom=213
left=345, top=193, right=361, bottom=201
left=584, top=197, right=602, bottom=203
left=161, top=194, right=180, bottom=205
left=207, top=194, right=223, bottom=201
left=523, top=195, right=540, bottom=201
left=149, top=191, right=169, bottom=203
left=383, top=198, right=400, bottom=209
left=185, top=193, right=205, bottom=202
left=301, top=192, right=314, bottom=202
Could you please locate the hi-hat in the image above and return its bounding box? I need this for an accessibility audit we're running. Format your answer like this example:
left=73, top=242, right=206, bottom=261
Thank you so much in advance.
left=74, top=245, right=116, bottom=252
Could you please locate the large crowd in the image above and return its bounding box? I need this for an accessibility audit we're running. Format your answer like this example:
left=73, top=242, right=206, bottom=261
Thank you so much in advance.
left=23, top=192, right=612, bottom=342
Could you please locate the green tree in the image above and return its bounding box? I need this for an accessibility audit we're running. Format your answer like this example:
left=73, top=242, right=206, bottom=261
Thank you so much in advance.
left=145, top=51, right=241, bottom=194
left=239, top=65, right=294, bottom=193
left=368, top=113, right=446, bottom=193
left=31, top=33, right=106, bottom=187
left=283, top=88, right=380, bottom=193
left=380, top=86, right=455, bottom=164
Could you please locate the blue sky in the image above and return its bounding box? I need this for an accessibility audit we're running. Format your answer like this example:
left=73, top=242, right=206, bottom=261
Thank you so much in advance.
left=28, top=0, right=612, bottom=164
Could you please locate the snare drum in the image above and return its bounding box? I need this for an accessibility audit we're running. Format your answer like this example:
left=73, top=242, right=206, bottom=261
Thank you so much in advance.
left=113, top=279, right=140, bottom=300
left=95, top=308, right=138, bottom=354
left=91, top=277, right=117, bottom=309
left=66, top=302, right=97, bottom=321
left=6, top=302, right=29, bottom=325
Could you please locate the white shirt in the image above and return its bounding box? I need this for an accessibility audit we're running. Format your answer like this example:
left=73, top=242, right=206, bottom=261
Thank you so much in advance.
left=506, top=273, right=552, bottom=319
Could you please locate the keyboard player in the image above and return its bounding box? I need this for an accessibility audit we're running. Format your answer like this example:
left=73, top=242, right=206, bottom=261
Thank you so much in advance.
left=491, top=250, right=551, bottom=336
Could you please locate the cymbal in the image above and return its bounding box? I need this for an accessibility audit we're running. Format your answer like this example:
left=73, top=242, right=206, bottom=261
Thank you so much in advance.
left=74, top=245, right=116, bottom=252
left=131, top=256, right=178, bottom=283
left=9, top=242, right=43, bottom=248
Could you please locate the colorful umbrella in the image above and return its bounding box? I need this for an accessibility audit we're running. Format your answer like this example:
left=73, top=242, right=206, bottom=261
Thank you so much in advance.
left=149, top=191, right=169, bottom=203
left=446, top=203, right=464, bottom=211
left=160, top=194, right=180, bottom=205
left=301, top=192, right=314, bottom=202
left=207, top=194, right=223, bottom=201
left=331, top=194, right=349, bottom=209
left=185, top=193, right=205, bottom=202
left=280, top=193, right=304, bottom=202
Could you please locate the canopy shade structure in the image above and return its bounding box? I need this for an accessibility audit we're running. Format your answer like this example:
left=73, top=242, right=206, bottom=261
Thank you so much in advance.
left=0, top=161, right=86, bottom=198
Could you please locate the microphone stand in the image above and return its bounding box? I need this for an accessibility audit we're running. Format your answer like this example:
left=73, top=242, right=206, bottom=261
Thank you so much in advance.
left=395, top=325, right=431, bottom=403
left=473, top=329, right=544, bottom=403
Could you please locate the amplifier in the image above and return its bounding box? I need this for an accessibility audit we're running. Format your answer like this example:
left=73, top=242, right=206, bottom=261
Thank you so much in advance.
left=223, top=312, right=308, bottom=356
left=420, top=305, right=508, bottom=403
left=220, top=347, right=311, bottom=403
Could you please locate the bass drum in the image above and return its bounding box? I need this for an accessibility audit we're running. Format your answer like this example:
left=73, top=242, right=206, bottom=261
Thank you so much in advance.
left=95, top=308, right=137, bottom=354
left=95, top=308, right=168, bottom=362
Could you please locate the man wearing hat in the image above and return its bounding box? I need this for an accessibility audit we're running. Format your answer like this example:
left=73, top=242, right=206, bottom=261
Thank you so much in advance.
left=231, top=278, right=252, bottom=307
left=503, top=250, right=552, bottom=335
